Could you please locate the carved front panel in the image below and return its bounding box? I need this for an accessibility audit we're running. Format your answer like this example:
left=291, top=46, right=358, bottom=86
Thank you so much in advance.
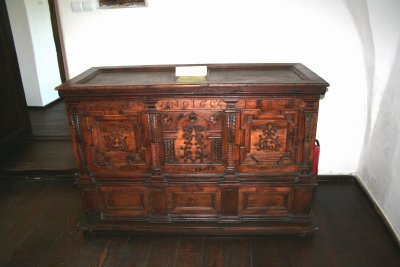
left=168, top=186, right=221, bottom=216
left=157, top=99, right=226, bottom=174
left=239, top=186, right=294, bottom=216
left=98, top=186, right=148, bottom=220
left=237, top=99, right=303, bottom=173
left=79, top=101, right=150, bottom=176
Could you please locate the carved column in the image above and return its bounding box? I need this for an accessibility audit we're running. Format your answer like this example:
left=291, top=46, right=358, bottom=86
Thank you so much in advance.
left=219, top=99, right=240, bottom=223
left=144, top=99, right=169, bottom=222
left=225, top=100, right=238, bottom=176
left=145, top=99, right=162, bottom=179
left=68, top=104, right=87, bottom=173
left=299, top=97, right=319, bottom=179
left=301, top=112, right=315, bottom=171
left=68, top=103, right=99, bottom=218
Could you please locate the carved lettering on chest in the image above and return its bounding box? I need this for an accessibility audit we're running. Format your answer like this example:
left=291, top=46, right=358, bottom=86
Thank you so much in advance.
left=236, top=99, right=306, bottom=110
left=156, top=99, right=227, bottom=111
left=79, top=101, right=145, bottom=113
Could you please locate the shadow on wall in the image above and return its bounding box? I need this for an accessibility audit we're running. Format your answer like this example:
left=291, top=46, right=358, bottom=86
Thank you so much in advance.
left=359, top=41, right=400, bottom=237
left=342, top=0, right=375, bottom=138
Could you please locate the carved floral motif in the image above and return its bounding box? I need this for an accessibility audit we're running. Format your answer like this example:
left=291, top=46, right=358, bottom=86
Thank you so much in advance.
left=256, top=123, right=281, bottom=151
left=161, top=113, right=173, bottom=125
left=104, top=127, right=129, bottom=152
left=179, top=113, right=208, bottom=163
left=210, top=114, right=219, bottom=124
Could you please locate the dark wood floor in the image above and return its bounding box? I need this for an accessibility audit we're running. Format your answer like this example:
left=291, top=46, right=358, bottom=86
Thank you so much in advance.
left=0, top=100, right=76, bottom=173
left=0, top=179, right=398, bottom=267
left=28, top=100, right=70, bottom=137
left=0, top=101, right=399, bottom=266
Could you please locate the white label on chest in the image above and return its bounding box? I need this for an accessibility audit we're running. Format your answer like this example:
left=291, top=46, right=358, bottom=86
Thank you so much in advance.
left=175, top=66, right=208, bottom=77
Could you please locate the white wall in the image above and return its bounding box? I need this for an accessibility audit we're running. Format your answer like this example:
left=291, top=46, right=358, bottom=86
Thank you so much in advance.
left=6, top=0, right=61, bottom=106
left=357, top=0, right=400, bottom=240
left=57, top=0, right=368, bottom=175
left=56, top=0, right=400, bottom=240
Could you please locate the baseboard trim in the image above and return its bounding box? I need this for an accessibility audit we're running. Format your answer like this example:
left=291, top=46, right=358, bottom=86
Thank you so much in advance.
left=354, top=175, right=400, bottom=248
left=0, top=170, right=77, bottom=181
left=317, top=175, right=355, bottom=182
left=28, top=135, right=72, bottom=141
left=28, top=97, right=62, bottom=109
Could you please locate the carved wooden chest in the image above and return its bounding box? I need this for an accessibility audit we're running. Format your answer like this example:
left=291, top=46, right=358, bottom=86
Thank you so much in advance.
left=57, top=64, right=328, bottom=235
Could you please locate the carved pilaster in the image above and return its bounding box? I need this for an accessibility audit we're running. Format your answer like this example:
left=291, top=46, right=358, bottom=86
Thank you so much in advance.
left=301, top=112, right=315, bottom=173
left=145, top=100, right=162, bottom=178
left=70, top=113, right=89, bottom=173
left=225, top=100, right=238, bottom=176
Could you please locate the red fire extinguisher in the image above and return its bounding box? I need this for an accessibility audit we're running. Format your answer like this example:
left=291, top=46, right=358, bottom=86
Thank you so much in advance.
left=312, top=140, right=320, bottom=178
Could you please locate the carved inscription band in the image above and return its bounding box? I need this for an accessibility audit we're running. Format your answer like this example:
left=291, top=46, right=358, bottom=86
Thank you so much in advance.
left=156, top=99, right=227, bottom=110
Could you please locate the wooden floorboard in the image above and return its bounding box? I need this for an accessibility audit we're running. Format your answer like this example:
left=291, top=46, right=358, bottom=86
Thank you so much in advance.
left=0, top=180, right=399, bottom=267
left=251, top=237, right=292, bottom=267
left=28, top=100, right=70, bottom=137
left=119, top=235, right=154, bottom=267
left=146, top=236, right=180, bottom=267
left=175, top=236, right=204, bottom=267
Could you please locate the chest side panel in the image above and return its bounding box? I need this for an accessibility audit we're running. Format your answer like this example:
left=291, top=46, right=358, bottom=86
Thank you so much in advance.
left=78, top=100, right=151, bottom=177
left=236, top=98, right=306, bottom=174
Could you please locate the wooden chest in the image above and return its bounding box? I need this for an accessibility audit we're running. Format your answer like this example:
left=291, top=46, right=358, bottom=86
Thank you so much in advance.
left=57, top=63, right=328, bottom=235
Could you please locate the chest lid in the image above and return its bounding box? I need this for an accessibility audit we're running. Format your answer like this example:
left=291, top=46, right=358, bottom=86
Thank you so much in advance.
left=56, top=63, right=329, bottom=97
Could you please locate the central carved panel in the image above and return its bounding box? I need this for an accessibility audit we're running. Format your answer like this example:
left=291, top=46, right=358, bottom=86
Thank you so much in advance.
left=157, top=99, right=225, bottom=173
left=180, top=113, right=208, bottom=163
left=161, top=111, right=223, bottom=165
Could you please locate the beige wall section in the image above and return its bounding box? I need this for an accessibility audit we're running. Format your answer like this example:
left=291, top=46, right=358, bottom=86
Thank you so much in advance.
left=54, top=0, right=400, bottom=240
left=357, top=0, right=400, bottom=242
left=56, top=0, right=368, bottom=175
left=6, top=0, right=60, bottom=107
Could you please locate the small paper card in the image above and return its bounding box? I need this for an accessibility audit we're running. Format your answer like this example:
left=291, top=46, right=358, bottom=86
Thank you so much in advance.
left=176, top=66, right=208, bottom=82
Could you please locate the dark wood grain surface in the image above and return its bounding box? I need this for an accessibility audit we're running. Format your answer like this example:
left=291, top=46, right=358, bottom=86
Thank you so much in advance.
left=56, top=64, right=329, bottom=97
left=59, top=64, right=326, bottom=235
left=0, top=179, right=398, bottom=266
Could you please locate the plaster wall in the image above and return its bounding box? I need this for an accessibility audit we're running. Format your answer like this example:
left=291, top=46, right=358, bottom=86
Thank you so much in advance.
left=357, top=0, right=400, bottom=240
left=6, top=0, right=41, bottom=106
left=56, top=0, right=368, bottom=175
left=6, top=0, right=60, bottom=106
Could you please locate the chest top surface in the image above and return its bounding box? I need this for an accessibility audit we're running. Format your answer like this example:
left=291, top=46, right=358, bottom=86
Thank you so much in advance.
left=56, top=63, right=329, bottom=97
